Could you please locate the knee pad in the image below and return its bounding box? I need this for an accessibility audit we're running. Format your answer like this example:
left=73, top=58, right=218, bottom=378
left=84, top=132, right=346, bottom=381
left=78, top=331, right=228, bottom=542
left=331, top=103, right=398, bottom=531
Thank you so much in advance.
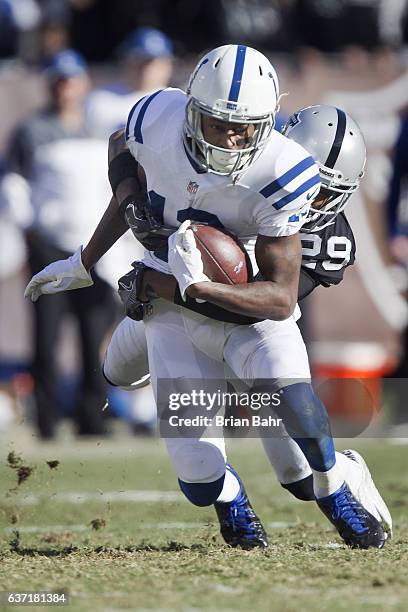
left=102, top=362, right=150, bottom=390
left=170, top=440, right=226, bottom=484
left=179, top=475, right=225, bottom=506
left=103, top=318, right=149, bottom=389
left=281, top=474, right=314, bottom=501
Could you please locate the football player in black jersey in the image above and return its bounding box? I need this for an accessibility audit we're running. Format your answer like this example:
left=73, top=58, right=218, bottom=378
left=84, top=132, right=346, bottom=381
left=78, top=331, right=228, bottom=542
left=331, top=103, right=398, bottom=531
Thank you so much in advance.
left=284, top=105, right=363, bottom=300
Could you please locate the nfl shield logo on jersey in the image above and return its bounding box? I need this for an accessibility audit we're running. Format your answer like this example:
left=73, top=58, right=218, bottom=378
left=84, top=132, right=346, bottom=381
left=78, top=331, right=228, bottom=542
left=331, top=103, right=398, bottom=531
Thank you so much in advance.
left=187, top=181, right=199, bottom=195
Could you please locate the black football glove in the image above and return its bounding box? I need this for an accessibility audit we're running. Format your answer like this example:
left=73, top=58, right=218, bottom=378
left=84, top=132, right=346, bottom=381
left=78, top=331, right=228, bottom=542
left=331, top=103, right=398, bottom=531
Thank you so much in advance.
left=121, top=195, right=174, bottom=251
left=117, top=261, right=153, bottom=321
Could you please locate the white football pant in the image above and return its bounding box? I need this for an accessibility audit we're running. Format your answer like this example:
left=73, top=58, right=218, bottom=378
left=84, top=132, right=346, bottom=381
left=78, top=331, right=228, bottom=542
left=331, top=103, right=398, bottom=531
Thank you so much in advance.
left=104, top=299, right=312, bottom=485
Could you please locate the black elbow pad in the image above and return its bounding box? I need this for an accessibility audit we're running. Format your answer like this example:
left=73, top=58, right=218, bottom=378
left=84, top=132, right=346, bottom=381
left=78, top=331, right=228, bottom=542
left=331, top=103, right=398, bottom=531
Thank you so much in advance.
left=108, top=151, right=139, bottom=196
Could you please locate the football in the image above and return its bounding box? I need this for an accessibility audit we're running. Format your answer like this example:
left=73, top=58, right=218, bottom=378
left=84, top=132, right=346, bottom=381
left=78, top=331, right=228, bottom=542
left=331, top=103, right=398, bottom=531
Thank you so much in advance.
left=189, top=223, right=250, bottom=284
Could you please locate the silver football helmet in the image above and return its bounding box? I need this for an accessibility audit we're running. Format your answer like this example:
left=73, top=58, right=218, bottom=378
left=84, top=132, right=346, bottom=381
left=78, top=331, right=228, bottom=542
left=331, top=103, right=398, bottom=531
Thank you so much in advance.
left=184, top=45, right=280, bottom=176
left=283, top=105, right=366, bottom=231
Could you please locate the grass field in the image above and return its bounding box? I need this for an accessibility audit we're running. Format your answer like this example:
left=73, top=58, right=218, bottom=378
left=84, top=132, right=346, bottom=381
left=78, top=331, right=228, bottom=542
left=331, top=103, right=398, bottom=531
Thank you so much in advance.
left=1, top=430, right=408, bottom=611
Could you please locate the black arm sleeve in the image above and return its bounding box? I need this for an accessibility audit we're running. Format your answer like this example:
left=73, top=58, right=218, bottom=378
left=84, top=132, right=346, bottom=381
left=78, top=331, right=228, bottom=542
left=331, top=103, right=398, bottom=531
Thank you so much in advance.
left=108, top=151, right=139, bottom=200
left=298, top=268, right=320, bottom=300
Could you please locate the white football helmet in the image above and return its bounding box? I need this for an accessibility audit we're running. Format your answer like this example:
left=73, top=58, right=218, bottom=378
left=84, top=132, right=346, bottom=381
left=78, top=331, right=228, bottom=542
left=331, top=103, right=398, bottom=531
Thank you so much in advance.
left=283, top=105, right=366, bottom=231
left=184, top=44, right=279, bottom=176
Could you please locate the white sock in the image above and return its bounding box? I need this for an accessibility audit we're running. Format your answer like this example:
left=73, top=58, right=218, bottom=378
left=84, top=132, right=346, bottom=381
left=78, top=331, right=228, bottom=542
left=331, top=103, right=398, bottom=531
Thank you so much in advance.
left=313, top=462, right=344, bottom=499
left=216, top=468, right=241, bottom=503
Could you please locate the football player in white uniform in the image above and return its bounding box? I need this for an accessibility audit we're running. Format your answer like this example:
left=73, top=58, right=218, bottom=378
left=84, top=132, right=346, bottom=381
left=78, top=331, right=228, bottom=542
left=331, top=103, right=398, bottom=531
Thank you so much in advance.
left=25, top=45, right=388, bottom=549
left=101, top=104, right=392, bottom=548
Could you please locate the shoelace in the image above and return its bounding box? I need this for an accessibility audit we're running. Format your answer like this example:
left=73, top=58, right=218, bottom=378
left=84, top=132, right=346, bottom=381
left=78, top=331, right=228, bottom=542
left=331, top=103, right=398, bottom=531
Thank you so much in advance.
left=222, top=496, right=258, bottom=531
left=331, top=488, right=369, bottom=534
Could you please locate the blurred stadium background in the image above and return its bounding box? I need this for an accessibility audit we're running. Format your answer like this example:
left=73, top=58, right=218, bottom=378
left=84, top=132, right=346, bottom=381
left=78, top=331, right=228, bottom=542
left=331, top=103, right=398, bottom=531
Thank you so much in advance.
left=1, top=3, right=408, bottom=607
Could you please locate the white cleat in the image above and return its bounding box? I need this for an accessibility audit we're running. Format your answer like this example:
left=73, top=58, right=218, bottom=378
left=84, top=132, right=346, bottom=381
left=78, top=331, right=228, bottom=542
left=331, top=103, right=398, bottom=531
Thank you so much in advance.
left=341, top=449, right=393, bottom=538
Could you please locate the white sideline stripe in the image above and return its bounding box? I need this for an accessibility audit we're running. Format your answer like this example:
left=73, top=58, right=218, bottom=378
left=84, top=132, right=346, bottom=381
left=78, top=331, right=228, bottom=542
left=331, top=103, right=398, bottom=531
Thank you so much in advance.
left=5, top=490, right=185, bottom=505
left=5, top=489, right=300, bottom=506
left=4, top=525, right=88, bottom=534
left=3, top=521, right=295, bottom=534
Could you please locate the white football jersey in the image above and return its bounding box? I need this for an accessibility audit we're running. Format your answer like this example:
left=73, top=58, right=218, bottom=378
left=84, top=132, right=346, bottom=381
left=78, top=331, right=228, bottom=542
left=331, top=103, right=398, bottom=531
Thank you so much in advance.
left=126, top=88, right=321, bottom=275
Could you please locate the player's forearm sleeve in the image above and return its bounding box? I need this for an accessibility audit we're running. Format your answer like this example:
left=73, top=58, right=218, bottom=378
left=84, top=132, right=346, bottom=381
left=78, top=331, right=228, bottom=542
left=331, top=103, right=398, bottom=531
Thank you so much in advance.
left=298, top=268, right=319, bottom=300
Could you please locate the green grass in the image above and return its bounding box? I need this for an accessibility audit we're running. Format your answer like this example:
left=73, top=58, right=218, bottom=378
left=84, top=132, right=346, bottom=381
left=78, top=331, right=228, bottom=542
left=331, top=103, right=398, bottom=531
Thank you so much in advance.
left=0, top=436, right=407, bottom=611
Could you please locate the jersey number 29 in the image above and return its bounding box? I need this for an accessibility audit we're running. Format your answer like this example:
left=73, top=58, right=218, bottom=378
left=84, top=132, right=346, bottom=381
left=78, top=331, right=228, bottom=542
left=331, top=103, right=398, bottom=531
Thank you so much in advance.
left=301, top=234, right=352, bottom=271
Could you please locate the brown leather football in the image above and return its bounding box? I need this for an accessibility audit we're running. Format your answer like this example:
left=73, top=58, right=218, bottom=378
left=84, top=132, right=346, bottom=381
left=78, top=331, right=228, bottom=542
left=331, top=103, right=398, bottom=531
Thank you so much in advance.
left=189, top=223, right=250, bottom=284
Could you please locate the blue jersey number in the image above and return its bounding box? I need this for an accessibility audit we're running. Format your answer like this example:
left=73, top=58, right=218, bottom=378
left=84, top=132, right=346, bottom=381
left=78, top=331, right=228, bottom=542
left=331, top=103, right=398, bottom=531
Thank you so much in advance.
left=149, top=191, right=224, bottom=231
left=177, top=207, right=224, bottom=228
left=149, top=193, right=224, bottom=229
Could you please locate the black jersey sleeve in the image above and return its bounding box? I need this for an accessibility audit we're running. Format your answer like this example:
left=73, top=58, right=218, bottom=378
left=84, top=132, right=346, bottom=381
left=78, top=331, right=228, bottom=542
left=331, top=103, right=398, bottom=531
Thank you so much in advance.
left=299, top=212, right=356, bottom=286
left=298, top=268, right=320, bottom=299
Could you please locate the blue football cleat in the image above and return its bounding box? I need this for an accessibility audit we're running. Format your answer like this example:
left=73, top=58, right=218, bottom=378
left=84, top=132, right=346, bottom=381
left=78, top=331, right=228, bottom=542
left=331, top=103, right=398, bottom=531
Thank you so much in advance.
left=341, top=449, right=392, bottom=537
left=214, top=465, right=268, bottom=549
left=317, top=482, right=386, bottom=549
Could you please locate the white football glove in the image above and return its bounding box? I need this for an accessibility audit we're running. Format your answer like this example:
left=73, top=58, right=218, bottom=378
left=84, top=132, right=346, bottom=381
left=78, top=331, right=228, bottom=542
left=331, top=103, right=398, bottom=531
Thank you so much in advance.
left=24, top=246, right=93, bottom=302
left=168, top=220, right=210, bottom=300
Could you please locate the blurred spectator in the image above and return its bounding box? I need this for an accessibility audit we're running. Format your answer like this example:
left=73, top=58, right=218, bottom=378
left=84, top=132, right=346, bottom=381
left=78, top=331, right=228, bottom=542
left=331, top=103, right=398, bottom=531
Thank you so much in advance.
left=2, top=49, right=118, bottom=439
left=292, top=0, right=408, bottom=53
left=218, top=0, right=297, bottom=52
left=386, top=113, right=408, bottom=426
left=0, top=160, right=30, bottom=279
left=86, top=27, right=174, bottom=140
left=0, top=0, right=41, bottom=59
left=38, top=0, right=71, bottom=58
left=387, top=114, right=408, bottom=253
left=378, top=0, right=408, bottom=49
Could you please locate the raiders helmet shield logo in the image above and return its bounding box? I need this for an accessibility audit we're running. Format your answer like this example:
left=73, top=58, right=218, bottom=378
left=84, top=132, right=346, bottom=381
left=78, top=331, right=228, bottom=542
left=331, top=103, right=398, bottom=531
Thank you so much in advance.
left=284, top=112, right=301, bottom=132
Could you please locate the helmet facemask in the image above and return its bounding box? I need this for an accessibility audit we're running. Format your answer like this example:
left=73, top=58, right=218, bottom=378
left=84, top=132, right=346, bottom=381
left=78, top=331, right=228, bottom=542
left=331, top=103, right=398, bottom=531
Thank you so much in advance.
left=303, top=164, right=363, bottom=232
left=183, top=98, right=276, bottom=176
left=282, top=105, right=366, bottom=233
left=183, top=45, right=280, bottom=177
